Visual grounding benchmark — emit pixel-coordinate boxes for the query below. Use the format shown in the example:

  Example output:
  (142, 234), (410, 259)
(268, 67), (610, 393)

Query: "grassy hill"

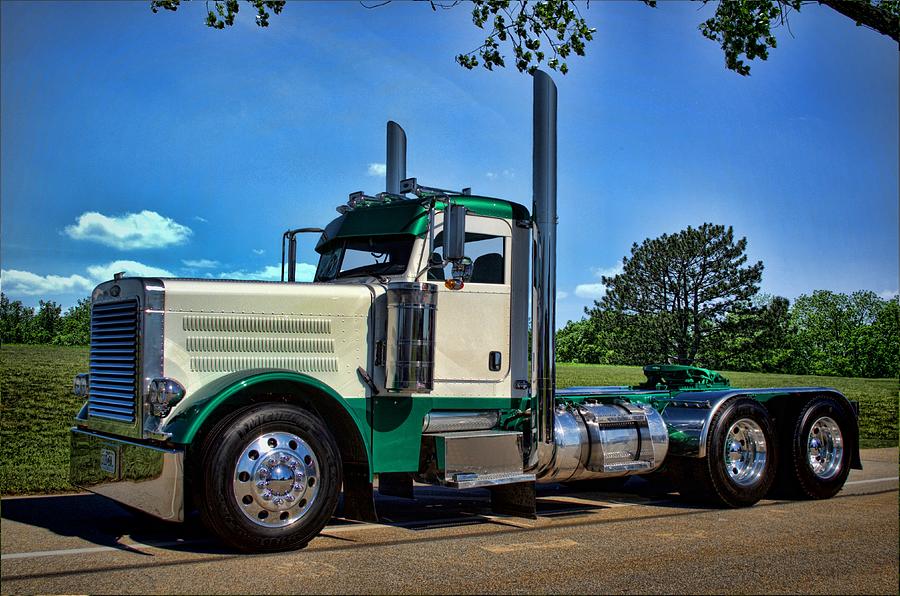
(1, 345), (896, 494)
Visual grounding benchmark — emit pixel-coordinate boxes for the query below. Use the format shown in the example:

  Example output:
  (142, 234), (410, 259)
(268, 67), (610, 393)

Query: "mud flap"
(490, 481), (537, 519)
(341, 463), (378, 522)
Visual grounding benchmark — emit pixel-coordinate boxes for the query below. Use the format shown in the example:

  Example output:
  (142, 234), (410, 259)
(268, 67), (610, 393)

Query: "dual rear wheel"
(669, 395), (854, 507)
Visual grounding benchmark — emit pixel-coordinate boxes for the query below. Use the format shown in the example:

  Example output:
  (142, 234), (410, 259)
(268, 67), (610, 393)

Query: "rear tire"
(776, 396), (853, 500)
(195, 403), (342, 552)
(670, 398), (777, 507)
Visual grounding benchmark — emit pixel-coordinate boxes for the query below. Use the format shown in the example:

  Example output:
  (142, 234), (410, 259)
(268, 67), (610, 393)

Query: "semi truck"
(70, 72), (860, 553)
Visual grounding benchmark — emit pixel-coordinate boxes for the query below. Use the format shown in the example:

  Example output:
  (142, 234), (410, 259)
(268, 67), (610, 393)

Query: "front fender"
(161, 370), (370, 461)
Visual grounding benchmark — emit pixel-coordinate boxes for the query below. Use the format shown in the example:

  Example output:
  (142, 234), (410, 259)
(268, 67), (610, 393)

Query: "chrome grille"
(88, 299), (139, 422)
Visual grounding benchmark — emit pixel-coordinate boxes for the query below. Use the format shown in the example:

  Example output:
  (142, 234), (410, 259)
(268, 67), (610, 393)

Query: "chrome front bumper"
(70, 428), (185, 522)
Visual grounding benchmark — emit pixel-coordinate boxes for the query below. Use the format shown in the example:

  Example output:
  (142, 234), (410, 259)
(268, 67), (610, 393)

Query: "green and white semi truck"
(70, 72), (860, 552)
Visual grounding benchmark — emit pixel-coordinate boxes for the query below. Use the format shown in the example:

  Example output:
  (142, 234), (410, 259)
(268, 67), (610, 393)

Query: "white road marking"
(0, 539), (202, 561)
(1, 545), (119, 561)
(845, 476), (898, 486)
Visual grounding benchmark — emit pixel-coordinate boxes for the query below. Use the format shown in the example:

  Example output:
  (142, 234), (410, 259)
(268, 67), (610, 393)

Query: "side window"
(430, 232), (505, 284)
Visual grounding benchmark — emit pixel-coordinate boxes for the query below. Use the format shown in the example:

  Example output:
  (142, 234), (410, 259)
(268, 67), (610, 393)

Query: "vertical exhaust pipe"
(386, 121), (407, 194)
(526, 70), (558, 475)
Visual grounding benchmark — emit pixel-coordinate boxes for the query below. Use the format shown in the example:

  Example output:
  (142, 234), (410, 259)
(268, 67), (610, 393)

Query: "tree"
(54, 298), (91, 346)
(599, 223), (763, 365)
(790, 290), (898, 377)
(149, 0), (899, 76)
(699, 293), (793, 372)
(0, 293), (35, 344)
(27, 300), (63, 345)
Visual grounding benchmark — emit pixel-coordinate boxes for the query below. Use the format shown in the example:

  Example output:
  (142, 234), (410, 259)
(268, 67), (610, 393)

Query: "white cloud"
(218, 263), (316, 282)
(1, 269), (94, 296)
(182, 258), (220, 268)
(486, 170), (514, 180)
(65, 210), (192, 250)
(557, 291), (568, 300)
(878, 289), (898, 300)
(367, 163), (386, 177)
(252, 248), (265, 255)
(194, 216), (208, 223)
(574, 263), (624, 300)
(574, 283), (607, 299)
(2, 259), (175, 298)
(87, 260), (174, 282)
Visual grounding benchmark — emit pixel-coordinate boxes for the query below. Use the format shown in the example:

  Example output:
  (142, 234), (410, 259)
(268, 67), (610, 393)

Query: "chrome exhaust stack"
(526, 70), (558, 476)
(386, 120), (407, 195)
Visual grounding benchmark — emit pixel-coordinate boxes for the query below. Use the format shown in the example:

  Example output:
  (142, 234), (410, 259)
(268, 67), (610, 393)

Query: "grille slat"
(88, 300), (138, 423)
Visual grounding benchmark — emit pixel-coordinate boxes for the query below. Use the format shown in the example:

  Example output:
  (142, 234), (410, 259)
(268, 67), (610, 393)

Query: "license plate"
(100, 447), (117, 475)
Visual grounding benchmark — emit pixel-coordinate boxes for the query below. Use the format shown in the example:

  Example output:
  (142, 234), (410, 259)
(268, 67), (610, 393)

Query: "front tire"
(670, 398), (777, 507)
(777, 396), (854, 500)
(196, 404), (342, 552)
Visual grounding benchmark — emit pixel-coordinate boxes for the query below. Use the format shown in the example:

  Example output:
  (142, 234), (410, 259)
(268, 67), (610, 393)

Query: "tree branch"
(818, 0), (899, 42)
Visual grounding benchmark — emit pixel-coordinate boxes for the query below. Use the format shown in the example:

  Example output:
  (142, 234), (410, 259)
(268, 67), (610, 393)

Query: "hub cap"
(232, 431), (320, 528)
(723, 418), (768, 487)
(807, 416), (843, 480)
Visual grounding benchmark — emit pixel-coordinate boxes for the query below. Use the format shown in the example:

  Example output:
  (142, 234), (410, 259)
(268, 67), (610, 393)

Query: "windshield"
(315, 235), (415, 282)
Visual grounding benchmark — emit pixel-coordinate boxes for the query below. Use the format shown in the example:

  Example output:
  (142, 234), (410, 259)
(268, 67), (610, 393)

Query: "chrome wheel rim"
(232, 431), (320, 528)
(723, 418), (768, 487)
(807, 416), (843, 480)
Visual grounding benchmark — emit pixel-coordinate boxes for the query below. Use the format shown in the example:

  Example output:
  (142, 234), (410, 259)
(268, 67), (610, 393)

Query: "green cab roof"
(316, 194), (530, 253)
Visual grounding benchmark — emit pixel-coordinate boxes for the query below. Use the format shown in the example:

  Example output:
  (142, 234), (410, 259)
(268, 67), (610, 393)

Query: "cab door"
(429, 214), (512, 395)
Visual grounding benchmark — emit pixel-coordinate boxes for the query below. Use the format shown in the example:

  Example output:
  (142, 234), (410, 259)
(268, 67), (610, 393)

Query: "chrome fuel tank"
(537, 402), (669, 484)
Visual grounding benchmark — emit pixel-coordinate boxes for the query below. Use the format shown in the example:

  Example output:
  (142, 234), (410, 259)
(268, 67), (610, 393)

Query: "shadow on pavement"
(1, 493), (225, 555)
(2, 475), (693, 555)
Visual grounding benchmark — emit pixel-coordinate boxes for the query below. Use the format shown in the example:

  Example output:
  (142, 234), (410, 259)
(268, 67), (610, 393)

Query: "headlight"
(147, 378), (186, 417)
(72, 373), (89, 397)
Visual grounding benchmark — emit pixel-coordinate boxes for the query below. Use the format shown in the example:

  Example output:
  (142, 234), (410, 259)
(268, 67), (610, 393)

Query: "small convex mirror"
(443, 203), (467, 261)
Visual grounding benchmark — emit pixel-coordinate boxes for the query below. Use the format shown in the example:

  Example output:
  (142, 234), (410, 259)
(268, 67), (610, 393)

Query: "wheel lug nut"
(267, 458), (277, 467)
(293, 482), (302, 490)
(273, 497), (284, 506)
(285, 494), (294, 502)
(262, 490), (272, 501)
(257, 481), (266, 488)
(280, 454), (290, 462)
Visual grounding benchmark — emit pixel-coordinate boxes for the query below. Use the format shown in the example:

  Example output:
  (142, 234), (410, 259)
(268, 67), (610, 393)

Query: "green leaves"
(149, 0), (286, 29)
(0, 293), (90, 346)
(455, 0), (596, 75)
(149, 0), (897, 77)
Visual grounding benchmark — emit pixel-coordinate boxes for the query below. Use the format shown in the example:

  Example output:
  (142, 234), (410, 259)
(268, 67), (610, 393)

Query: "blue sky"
(1, 0), (897, 326)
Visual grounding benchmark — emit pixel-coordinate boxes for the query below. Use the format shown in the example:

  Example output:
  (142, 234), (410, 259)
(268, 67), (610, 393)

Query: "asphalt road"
(2, 449), (897, 594)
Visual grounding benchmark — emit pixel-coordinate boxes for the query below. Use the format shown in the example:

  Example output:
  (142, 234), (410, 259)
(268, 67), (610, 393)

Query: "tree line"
(558, 290), (899, 378)
(0, 294), (90, 346)
(557, 223), (898, 379)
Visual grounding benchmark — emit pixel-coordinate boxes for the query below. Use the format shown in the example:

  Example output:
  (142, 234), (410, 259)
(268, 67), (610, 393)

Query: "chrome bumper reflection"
(69, 428), (184, 522)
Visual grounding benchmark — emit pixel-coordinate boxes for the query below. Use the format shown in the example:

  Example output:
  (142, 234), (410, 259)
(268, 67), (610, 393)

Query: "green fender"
(161, 370), (372, 474)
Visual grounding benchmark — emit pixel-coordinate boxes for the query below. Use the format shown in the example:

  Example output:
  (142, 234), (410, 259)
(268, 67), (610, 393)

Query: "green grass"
(1, 344), (88, 494)
(0, 345), (896, 495)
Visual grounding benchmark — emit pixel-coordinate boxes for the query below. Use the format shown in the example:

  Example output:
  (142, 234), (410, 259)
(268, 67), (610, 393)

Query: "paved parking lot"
(2, 448), (897, 594)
